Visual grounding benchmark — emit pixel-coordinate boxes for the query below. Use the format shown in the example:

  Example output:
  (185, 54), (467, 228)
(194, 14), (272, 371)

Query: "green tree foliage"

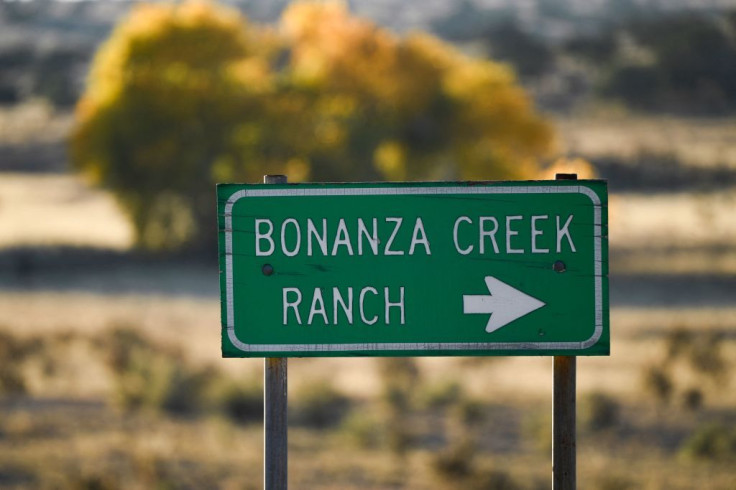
(72, 1), (554, 252)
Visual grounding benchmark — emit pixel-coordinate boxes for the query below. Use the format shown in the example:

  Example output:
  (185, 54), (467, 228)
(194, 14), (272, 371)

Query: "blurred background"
(1, 0), (735, 488)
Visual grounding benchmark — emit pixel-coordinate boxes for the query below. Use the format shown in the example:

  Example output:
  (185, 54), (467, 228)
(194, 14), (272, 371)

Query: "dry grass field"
(557, 114), (736, 170)
(1, 113), (736, 488)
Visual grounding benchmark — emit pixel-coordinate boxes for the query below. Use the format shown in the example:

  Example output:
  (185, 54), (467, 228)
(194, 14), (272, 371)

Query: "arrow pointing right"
(463, 276), (546, 333)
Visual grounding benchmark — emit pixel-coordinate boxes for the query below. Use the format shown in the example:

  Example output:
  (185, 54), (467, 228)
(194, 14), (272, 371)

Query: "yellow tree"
(281, 1), (554, 181)
(72, 1), (276, 251)
(73, 1), (556, 253)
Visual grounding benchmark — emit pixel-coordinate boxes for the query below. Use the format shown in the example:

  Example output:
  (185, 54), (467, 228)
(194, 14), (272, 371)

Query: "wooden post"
(553, 172), (577, 489)
(263, 174), (288, 490)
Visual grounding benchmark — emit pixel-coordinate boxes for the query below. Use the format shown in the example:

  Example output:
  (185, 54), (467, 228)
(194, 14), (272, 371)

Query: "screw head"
(262, 264), (274, 276)
(553, 260), (566, 273)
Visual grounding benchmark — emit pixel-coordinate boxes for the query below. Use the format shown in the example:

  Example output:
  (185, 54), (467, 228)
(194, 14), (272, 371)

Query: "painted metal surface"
(218, 181), (609, 357)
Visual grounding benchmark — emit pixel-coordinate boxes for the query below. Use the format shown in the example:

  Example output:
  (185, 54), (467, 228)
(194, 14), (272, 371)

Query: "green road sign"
(218, 181), (608, 357)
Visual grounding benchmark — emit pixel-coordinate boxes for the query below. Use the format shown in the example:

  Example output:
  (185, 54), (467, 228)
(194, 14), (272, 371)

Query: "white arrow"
(463, 276), (546, 333)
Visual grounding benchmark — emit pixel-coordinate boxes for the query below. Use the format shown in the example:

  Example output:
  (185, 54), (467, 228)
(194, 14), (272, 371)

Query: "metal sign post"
(263, 175), (288, 490)
(553, 355), (576, 489)
(553, 173), (578, 490)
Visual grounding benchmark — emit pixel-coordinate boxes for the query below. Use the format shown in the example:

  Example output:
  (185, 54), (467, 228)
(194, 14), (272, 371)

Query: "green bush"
(580, 392), (620, 432)
(679, 423), (736, 462)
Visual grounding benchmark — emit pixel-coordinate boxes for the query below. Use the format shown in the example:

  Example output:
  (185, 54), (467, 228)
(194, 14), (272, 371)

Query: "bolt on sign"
(218, 181), (609, 357)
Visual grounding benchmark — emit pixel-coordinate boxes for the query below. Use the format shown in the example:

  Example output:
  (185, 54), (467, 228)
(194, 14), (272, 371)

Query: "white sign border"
(223, 184), (605, 354)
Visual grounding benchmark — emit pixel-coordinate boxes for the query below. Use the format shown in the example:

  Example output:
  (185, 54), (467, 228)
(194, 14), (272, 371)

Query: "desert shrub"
(641, 365), (673, 405)
(72, 1), (554, 253)
(99, 327), (219, 416)
(99, 328), (177, 410)
(291, 379), (350, 428)
(470, 469), (520, 490)
(686, 331), (728, 383)
(418, 379), (462, 410)
(453, 397), (486, 428)
(431, 441), (521, 490)
(681, 388), (703, 412)
(679, 423), (736, 462)
(217, 380), (263, 425)
(644, 327), (731, 409)
(522, 411), (551, 453)
(57, 452), (191, 490)
(665, 327), (692, 363)
(0, 331), (30, 395)
(580, 392), (620, 432)
(340, 411), (383, 449)
(430, 440), (476, 479)
(593, 474), (636, 490)
(159, 365), (221, 416)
